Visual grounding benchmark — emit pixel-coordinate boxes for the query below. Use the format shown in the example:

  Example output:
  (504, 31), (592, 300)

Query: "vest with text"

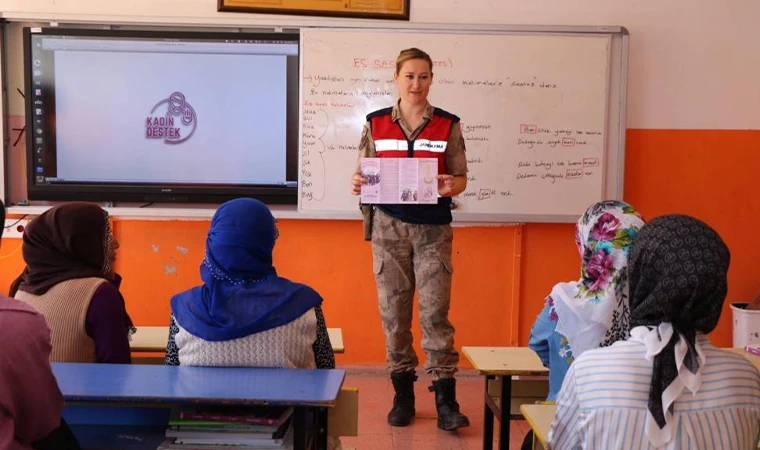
(367, 107), (459, 224)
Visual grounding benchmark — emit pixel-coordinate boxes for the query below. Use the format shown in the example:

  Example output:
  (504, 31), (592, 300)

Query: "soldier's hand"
(351, 172), (367, 196)
(437, 174), (455, 197)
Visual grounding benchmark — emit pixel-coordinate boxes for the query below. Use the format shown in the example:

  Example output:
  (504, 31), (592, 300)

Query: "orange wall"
(519, 129), (760, 351)
(2, 129), (759, 365)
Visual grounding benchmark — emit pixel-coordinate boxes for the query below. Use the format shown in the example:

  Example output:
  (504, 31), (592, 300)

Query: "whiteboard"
(298, 27), (628, 222)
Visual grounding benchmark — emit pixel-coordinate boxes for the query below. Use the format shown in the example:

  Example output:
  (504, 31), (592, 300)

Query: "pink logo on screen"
(145, 92), (197, 145)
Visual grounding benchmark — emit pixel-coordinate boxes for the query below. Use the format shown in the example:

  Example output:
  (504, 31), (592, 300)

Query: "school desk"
(52, 362), (345, 450)
(131, 326), (345, 353)
(462, 346), (549, 450)
(520, 403), (556, 450)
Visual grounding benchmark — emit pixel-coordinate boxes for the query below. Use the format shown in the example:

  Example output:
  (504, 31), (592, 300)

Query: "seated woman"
(0, 199), (80, 450)
(1, 299), (81, 450)
(165, 198), (335, 370)
(550, 215), (760, 449)
(11, 203), (133, 364)
(529, 200), (645, 400)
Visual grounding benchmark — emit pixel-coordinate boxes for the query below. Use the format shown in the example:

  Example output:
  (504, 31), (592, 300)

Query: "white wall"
(0, 0), (758, 130)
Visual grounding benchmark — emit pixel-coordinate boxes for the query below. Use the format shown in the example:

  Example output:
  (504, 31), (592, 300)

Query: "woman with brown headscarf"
(11, 202), (134, 363)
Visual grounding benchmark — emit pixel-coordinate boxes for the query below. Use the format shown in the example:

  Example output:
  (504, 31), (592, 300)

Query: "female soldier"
(350, 47), (469, 431)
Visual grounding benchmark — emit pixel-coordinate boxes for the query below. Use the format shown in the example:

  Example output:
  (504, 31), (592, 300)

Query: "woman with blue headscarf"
(165, 198), (335, 369)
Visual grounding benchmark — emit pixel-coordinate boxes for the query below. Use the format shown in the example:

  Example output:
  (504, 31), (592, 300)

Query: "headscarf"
(170, 198), (323, 342)
(553, 200), (645, 358)
(627, 215), (730, 447)
(0, 298), (65, 449)
(8, 203), (133, 335)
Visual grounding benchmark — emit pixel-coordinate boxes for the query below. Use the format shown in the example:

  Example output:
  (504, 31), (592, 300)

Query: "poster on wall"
(217, 0), (410, 20)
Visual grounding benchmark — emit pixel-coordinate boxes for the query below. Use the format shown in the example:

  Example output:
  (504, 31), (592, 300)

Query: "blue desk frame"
(53, 363), (345, 450)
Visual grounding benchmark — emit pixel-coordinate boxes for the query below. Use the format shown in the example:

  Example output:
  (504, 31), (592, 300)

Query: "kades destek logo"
(145, 92), (197, 144)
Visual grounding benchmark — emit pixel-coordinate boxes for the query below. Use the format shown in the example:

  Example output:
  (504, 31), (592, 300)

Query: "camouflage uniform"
(357, 100), (467, 380)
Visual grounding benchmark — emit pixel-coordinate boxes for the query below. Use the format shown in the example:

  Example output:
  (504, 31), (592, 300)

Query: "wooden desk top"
(520, 404), (556, 449)
(52, 362), (345, 407)
(131, 326), (345, 354)
(130, 327), (169, 352)
(727, 347), (760, 371)
(462, 347), (549, 376)
(328, 328), (344, 353)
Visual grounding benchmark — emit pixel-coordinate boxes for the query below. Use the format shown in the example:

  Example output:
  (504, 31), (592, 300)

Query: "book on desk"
(176, 405), (293, 425)
(160, 406), (294, 448)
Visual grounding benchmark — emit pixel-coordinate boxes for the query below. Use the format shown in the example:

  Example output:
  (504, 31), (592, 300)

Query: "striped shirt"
(550, 335), (760, 449)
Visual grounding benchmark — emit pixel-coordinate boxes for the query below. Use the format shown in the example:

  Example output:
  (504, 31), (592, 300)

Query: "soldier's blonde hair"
(395, 48), (433, 75)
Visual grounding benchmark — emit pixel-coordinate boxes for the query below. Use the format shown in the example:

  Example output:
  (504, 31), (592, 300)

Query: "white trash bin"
(731, 303), (760, 348)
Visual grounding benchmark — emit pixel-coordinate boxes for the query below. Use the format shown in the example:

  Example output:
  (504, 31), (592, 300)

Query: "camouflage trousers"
(371, 209), (459, 380)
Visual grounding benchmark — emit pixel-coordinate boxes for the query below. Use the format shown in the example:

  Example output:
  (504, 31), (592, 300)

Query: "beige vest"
(15, 277), (106, 363)
(176, 308), (317, 368)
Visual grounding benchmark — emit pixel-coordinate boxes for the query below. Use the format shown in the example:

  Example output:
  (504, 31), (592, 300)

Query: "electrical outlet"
(3, 219), (31, 239)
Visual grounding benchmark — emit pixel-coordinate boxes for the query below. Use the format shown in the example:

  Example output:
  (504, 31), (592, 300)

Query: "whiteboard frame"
(0, 19), (627, 223)
(299, 24), (629, 223)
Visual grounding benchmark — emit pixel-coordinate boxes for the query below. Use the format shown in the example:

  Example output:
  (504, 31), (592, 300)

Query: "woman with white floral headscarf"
(528, 200), (645, 401)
